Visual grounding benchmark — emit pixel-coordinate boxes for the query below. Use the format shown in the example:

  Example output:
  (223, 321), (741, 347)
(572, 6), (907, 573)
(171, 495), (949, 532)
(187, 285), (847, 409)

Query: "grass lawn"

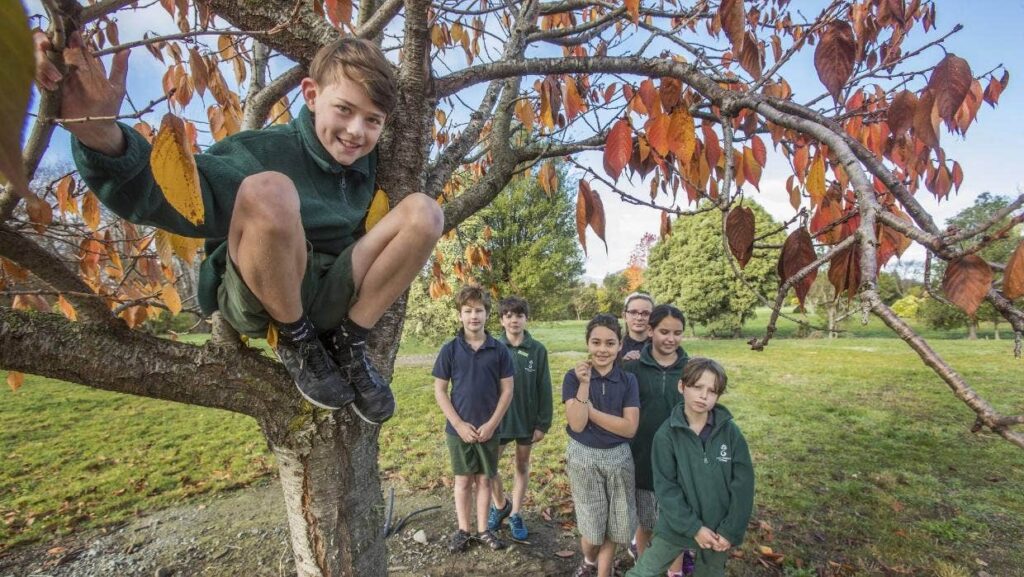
(3, 322), (1023, 575)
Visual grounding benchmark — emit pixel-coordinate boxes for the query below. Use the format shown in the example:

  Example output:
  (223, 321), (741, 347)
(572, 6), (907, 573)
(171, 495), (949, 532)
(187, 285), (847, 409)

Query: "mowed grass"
(3, 324), (1024, 575)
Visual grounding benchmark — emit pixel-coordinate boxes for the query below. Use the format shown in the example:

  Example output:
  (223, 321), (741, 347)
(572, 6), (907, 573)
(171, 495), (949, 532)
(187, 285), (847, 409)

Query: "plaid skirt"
(635, 488), (658, 532)
(565, 439), (638, 544)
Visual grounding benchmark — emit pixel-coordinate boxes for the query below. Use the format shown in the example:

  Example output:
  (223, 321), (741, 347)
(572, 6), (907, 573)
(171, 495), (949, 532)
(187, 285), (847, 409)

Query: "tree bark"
(968, 320), (978, 340)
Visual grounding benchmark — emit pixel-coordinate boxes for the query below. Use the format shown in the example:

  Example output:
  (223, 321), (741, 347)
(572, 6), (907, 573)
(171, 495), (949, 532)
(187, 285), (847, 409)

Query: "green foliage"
(568, 283), (600, 320)
(891, 294), (923, 318)
(917, 295), (969, 331)
(597, 271), (630, 316)
(644, 201), (784, 337)
(402, 275), (460, 343)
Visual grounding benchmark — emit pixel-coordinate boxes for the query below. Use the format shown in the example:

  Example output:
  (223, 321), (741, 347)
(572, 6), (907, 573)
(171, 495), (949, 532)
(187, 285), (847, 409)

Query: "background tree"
(3, 1), (1024, 575)
(646, 200), (784, 336)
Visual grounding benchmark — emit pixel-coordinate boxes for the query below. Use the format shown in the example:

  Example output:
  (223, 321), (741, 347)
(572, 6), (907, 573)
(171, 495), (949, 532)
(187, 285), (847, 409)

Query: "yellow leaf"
(82, 191), (101, 231)
(25, 196), (52, 233)
(155, 230), (175, 266)
(57, 175), (78, 216)
(161, 284), (182, 315)
(365, 189), (390, 231)
(151, 113), (205, 226)
(269, 97), (292, 125)
(57, 295), (78, 321)
(7, 371), (24, 392)
(266, 324), (278, 349)
(0, 1), (34, 200)
(515, 99), (535, 132)
(807, 152), (826, 207)
(170, 233), (203, 263)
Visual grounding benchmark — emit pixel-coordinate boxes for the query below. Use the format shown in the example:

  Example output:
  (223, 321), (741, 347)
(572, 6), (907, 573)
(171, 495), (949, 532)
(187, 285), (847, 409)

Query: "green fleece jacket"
(71, 107), (377, 316)
(651, 404), (754, 549)
(623, 344), (688, 490)
(497, 331), (553, 438)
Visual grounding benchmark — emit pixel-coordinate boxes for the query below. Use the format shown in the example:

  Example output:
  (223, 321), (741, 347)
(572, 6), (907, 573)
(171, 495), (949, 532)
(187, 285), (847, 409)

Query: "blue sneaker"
(508, 512), (528, 540)
(486, 499), (511, 531)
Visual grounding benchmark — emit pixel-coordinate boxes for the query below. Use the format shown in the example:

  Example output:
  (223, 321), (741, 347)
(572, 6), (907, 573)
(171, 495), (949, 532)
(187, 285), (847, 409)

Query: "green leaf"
(0, 2), (35, 199)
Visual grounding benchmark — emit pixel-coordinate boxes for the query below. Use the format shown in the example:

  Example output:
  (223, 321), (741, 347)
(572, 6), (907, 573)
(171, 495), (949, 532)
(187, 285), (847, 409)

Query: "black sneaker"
(273, 336), (353, 410)
(322, 325), (395, 425)
(449, 529), (472, 554)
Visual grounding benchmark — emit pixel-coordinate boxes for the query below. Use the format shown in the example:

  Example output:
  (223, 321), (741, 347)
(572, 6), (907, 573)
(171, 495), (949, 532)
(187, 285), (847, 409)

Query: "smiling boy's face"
(301, 74), (386, 166)
(459, 300), (488, 334)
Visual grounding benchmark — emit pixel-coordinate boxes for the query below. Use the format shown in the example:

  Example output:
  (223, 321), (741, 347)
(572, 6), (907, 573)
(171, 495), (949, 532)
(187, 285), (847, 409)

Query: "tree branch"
(356, 0), (404, 41)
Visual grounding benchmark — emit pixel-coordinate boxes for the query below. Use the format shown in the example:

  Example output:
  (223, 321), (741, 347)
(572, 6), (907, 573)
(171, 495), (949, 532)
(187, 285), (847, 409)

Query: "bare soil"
(0, 480), (592, 577)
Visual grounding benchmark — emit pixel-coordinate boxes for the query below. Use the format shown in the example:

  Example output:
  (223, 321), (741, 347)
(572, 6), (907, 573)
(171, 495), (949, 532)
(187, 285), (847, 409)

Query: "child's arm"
(535, 347), (554, 441)
(586, 406), (639, 438)
(433, 377), (478, 443)
(565, 362), (592, 433)
(714, 426), (755, 548)
(651, 426), (704, 539)
(478, 376), (513, 442)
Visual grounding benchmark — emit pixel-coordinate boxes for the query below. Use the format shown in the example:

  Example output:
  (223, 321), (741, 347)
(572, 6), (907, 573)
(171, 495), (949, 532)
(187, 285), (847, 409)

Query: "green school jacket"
(651, 404), (754, 549)
(623, 344), (689, 490)
(71, 107), (377, 316)
(497, 331), (553, 438)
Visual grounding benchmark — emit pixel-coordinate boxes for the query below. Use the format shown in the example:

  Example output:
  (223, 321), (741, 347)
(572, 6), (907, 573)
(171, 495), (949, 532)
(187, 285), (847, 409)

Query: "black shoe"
(475, 529), (506, 550)
(322, 325), (396, 425)
(449, 529), (472, 554)
(274, 336), (354, 410)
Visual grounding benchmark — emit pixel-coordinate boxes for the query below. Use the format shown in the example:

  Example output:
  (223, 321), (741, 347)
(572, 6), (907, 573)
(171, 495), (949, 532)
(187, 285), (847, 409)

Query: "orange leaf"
(888, 90), (917, 136)
(563, 76), (587, 120)
(7, 371), (24, 392)
(56, 175), (78, 216)
(645, 115), (671, 157)
(777, 228), (818, 309)
(325, 0), (353, 28)
(750, 135), (766, 167)
(742, 147), (762, 191)
(807, 152), (826, 207)
(161, 283), (182, 315)
(702, 124), (721, 168)
(1003, 240), (1024, 300)
(82, 191), (101, 232)
(726, 206), (755, 268)
(57, 295), (77, 321)
(814, 22), (856, 100)
(738, 32), (763, 80)
(638, 79), (661, 118)
(25, 196), (53, 234)
(660, 210), (672, 239)
(668, 107), (696, 161)
(515, 98), (535, 132)
(942, 255), (992, 316)
(603, 119), (632, 181)
(624, 0), (640, 23)
(576, 181), (592, 255)
(912, 90), (940, 150)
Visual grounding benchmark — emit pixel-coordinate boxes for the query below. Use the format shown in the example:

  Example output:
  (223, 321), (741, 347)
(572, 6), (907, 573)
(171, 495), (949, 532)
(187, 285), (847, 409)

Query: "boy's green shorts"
(446, 434), (500, 477)
(217, 244), (357, 339)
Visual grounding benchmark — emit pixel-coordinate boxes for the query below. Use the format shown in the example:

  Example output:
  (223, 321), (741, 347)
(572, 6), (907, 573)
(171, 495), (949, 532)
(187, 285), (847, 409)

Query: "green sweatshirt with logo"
(623, 344), (689, 490)
(651, 404), (754, 549)
(497, 331), (553, 438)
(71, 106), (377, 316)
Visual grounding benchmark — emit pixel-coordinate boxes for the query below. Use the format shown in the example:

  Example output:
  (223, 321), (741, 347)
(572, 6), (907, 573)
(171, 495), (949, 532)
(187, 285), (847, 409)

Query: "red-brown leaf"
(927, 53), (972, 124)
(814, 22), (856, 100)
(660, 210), (672, 239)
(738, 32), (763, 80)
(777, 228), (818, 309)
(718, 0), (746, 55)
(828, 245), (861, 301)
(942, 255), (993, 316)
(645, 115), (671, 157)
(726, 206), (755, 268)
(576, 181), (592, 255)
(603, 119), (632, 181)
(888, 90), (917, 136)
(588, 187), (608, 254)
(1003, 240), (1024, 300)
(751, 135), (766, 167)
(912, 90), (940, 150)
(702, 124), (722, 168)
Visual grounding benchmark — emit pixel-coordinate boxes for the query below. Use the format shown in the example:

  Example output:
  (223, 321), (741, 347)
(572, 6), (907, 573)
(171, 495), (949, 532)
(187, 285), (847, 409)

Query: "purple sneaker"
(682, 549), (696, 576)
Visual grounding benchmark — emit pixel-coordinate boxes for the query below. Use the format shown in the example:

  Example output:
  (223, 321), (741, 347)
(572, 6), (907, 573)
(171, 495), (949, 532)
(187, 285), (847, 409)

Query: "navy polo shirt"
(562, 365), (640, 449)
(433, 330), (515, 436)
(617, 335), (649, 361)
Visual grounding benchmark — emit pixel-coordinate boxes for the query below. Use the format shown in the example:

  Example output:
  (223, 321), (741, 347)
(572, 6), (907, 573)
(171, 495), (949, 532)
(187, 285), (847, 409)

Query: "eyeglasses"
(625, 310), (651, 318)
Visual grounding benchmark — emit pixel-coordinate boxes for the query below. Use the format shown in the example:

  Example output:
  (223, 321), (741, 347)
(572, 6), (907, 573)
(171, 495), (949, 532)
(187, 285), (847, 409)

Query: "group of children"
(432, 289), (755, 577)
(39, 26), (753, 576)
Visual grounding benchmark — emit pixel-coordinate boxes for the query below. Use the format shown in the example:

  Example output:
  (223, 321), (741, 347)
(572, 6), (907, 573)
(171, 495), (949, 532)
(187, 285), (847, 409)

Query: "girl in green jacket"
(627, 358), (755, 577)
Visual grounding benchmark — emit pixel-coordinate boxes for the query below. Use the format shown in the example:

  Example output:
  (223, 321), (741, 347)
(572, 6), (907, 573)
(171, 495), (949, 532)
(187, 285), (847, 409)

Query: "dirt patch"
(0, 480), (592, 577)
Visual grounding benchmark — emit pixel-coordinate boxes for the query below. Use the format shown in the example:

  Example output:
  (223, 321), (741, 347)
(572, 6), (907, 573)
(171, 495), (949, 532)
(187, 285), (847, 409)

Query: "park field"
(2, 319), (1023, 576)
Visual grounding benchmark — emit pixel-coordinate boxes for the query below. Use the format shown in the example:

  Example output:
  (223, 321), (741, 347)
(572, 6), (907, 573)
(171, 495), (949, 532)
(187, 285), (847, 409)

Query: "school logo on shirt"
(716, 444), (731, 463)
(525, 359), (535, 373)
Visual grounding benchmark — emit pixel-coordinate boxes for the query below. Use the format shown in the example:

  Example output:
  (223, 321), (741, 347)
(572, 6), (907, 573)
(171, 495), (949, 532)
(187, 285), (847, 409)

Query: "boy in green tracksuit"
(622, 305), (689, 573)
(488, 296), (553, 540)
(627, 358), (754, 577)
(42, 33), (444, 422)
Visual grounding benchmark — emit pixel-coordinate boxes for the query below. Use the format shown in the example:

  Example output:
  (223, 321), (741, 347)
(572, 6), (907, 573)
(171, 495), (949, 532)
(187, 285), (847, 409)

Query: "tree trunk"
(828, 305), (838, 339)
(269, 414), (386, 577)
(994, 321), (1000, 340)
(968, 320), (978, 340)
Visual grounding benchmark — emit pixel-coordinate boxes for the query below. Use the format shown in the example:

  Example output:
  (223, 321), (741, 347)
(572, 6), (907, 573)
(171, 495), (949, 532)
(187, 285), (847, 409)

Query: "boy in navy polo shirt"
(433, 285), (515, 553)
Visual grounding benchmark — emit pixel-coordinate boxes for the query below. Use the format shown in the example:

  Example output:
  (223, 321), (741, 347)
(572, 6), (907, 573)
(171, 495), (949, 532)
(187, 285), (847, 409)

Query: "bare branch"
(356, 0), (404, 40)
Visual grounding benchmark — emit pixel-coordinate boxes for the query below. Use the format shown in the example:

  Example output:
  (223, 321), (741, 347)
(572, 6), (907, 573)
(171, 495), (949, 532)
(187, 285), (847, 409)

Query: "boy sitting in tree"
(35, 33), (444, 423)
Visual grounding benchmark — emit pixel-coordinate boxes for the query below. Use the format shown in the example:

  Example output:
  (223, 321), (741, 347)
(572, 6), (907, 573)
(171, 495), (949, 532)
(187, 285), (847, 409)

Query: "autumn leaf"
(325, 0), (353, 28)
(718, 0), (745, 55)
(151, 113), (205, 226)
(777, 228), (818, 309)
(57, 295), (78, 321)
(365, 189), (390, 231)
(943, 255), (992, 316)
(1003, 240), (1024, 300)
(588, 187), (608, 254)
(660, 210), (672, 239)
(82, 191), (101, 232)
(161, 283), (182, 315)
(25, 196), (53, 234)
(645, 115), (671, 157)
(0, 1), (34, 201)
(726, 206), (755, 268)
(603, 119), (632, 181)
(56, 175), (78, 216)
(814, 21), (856, 101)
(928, 53), (973, 124)
(828, 244), (861, 301)
(576, 181), (592, 255)
(515, 98), (535, 132)
(667, 107), (696, 161)
(7, 371), (24, 392)
(912, 90), (940, 149)
(806, 152), (826, 207)
(538, 161), (559, 197)
(742, 147), (762, 191)
(624, 0), (640, 23)
(888, 90), (918, 136)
